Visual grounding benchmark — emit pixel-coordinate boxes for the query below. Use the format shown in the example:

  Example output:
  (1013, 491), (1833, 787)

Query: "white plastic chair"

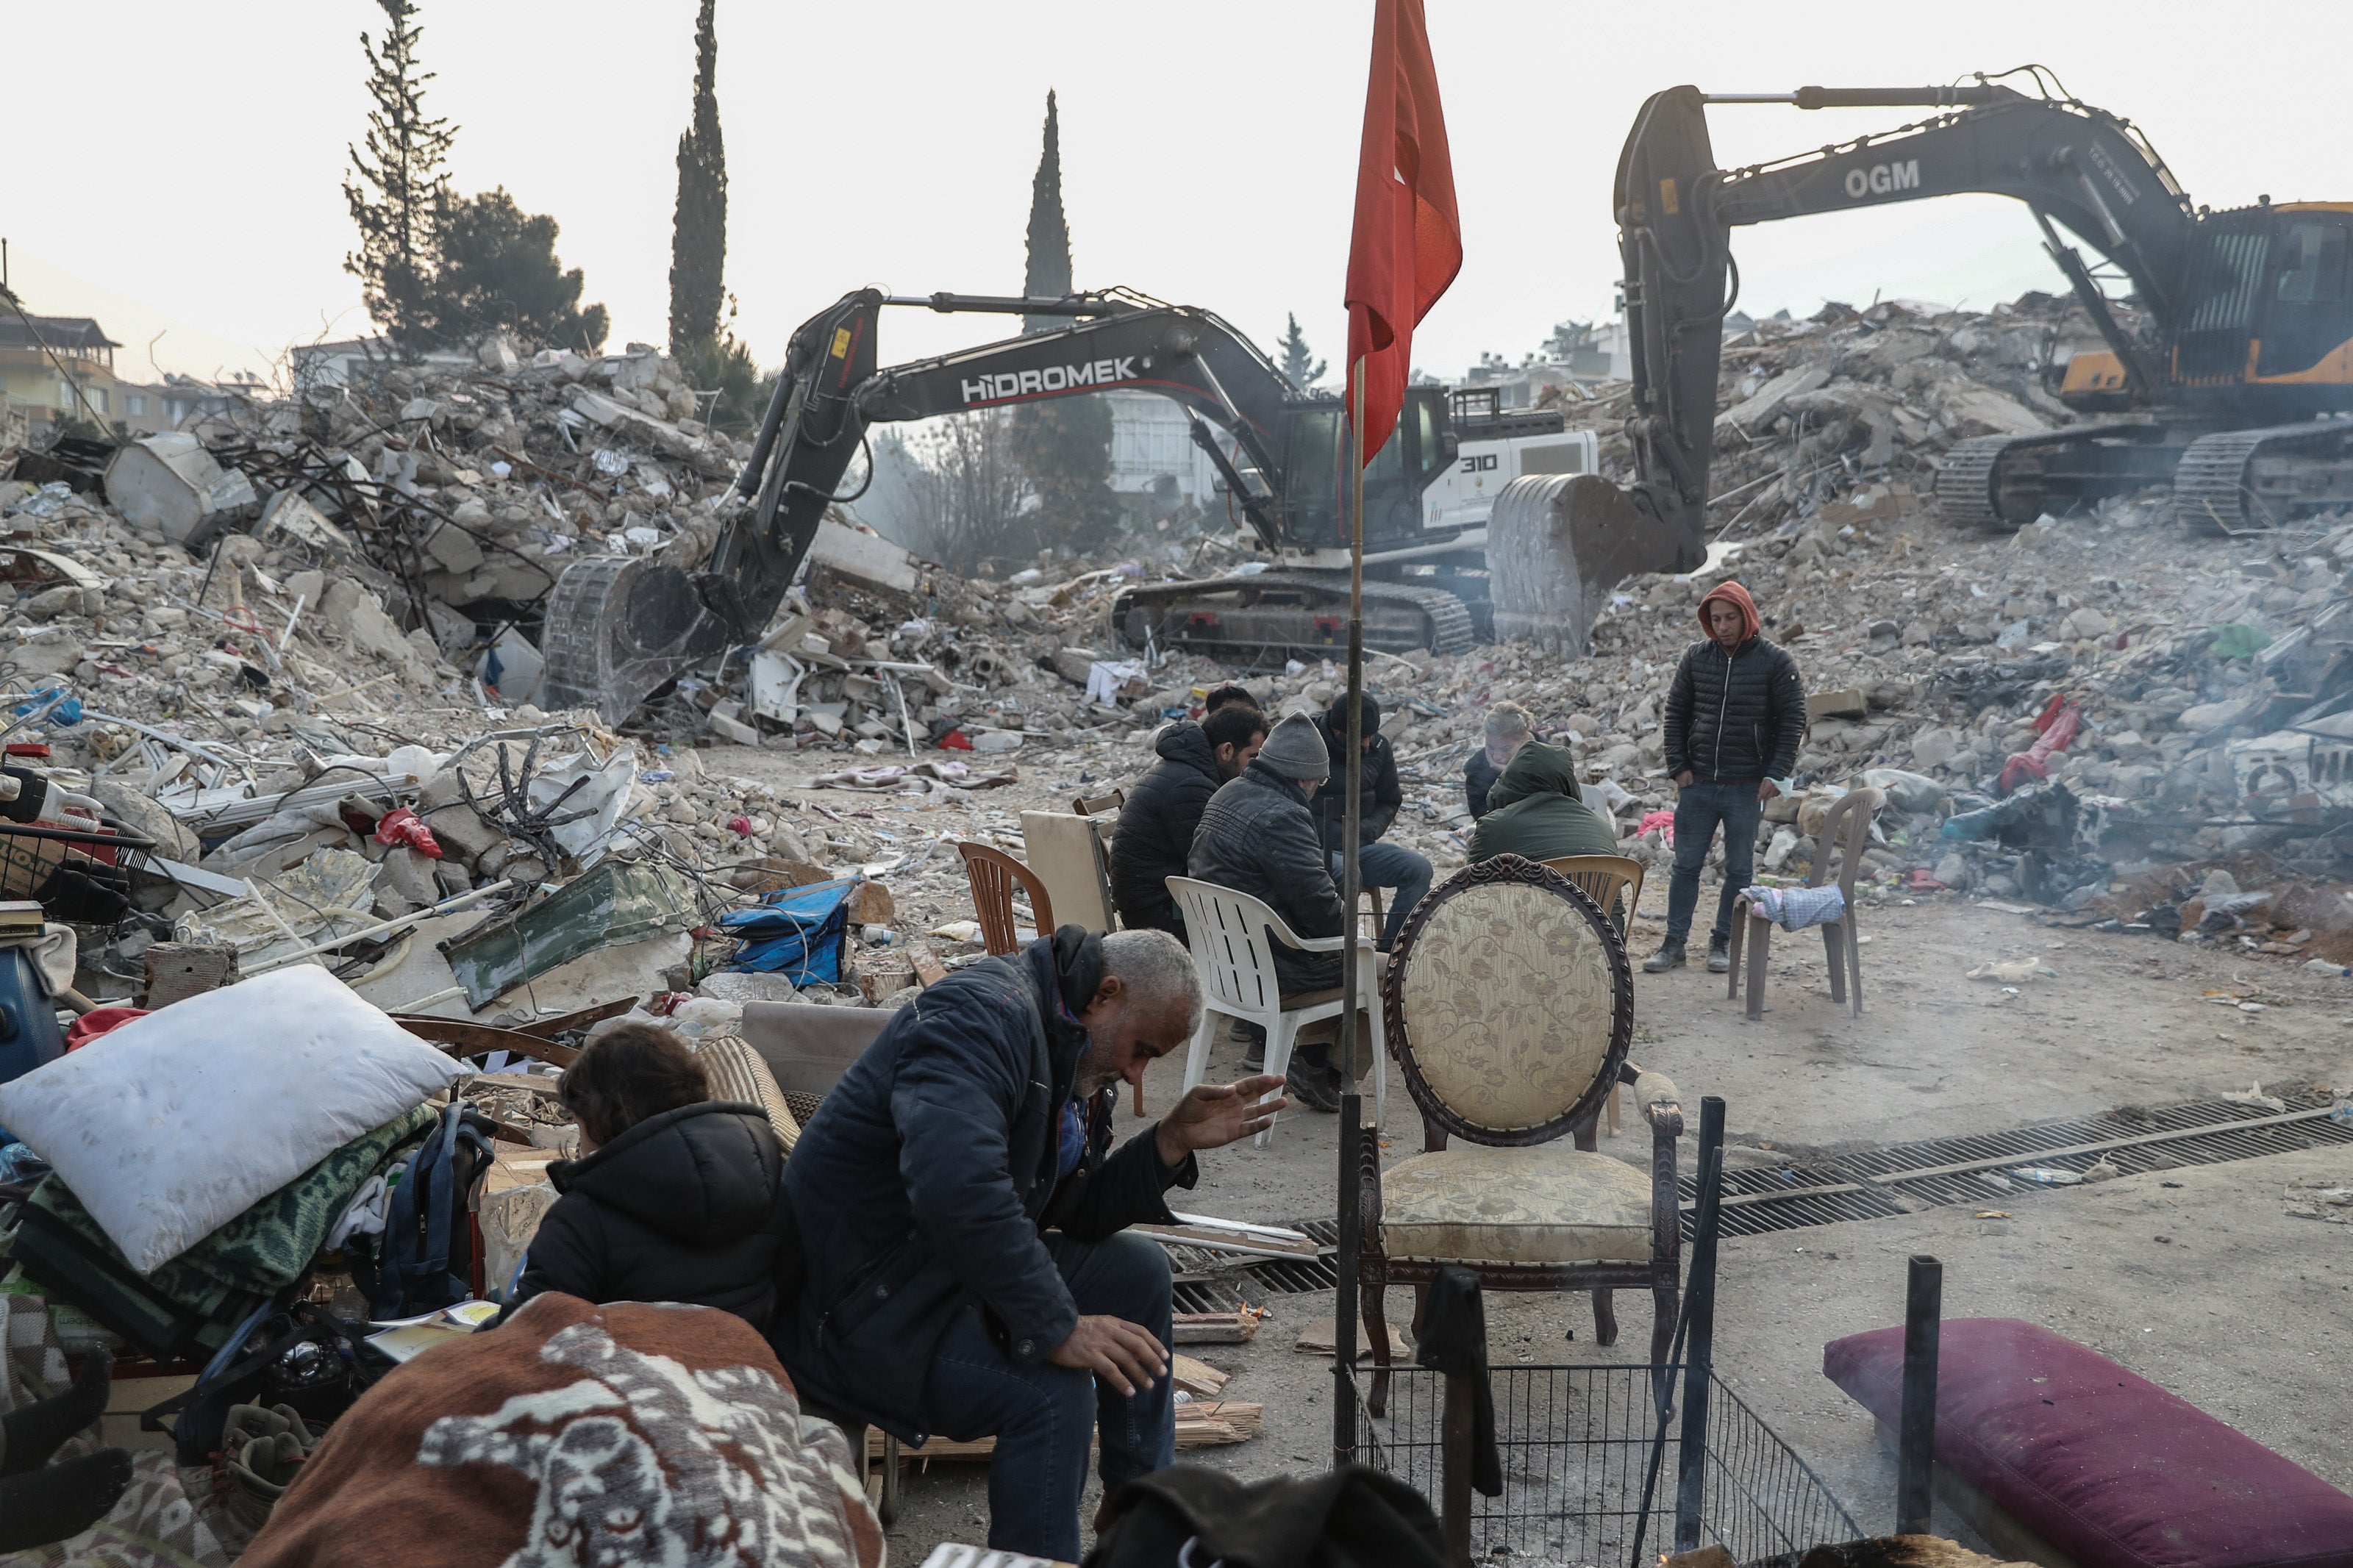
(1165, 876), (1385, 1145)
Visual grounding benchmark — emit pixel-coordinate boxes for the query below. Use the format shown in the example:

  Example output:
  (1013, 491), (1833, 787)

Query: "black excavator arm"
(1613, 81), (2202, 565)
(541, 288), (1325, 721)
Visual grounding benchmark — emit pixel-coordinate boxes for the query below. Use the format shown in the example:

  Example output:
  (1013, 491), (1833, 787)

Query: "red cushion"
(1824, 1318), (2353, 1568)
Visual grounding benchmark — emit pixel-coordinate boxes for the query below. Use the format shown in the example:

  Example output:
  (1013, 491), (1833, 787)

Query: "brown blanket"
(241, 1294), (882, 1568)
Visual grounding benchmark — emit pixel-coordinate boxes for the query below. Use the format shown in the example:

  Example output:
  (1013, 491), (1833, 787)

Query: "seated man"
(1189, 712), (1371, 1111)
(1463, 700), (1532, 819)
(1110, 701), (1267, 938)
(1466, 741), (1627, 928)
(1312, 692), (1432, 952)
(773, 926), (1281, 1564)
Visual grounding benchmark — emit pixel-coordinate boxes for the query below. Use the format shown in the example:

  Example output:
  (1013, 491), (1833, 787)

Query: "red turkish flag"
(1344, 0), (1460, 468)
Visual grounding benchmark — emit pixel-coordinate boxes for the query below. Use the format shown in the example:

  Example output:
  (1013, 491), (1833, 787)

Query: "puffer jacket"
(1309, 714), (1402, 852)
(1110, 721), (1224, 934)
(1662, 634), (1805, 784)
(1188, 759), (1346, 995)
(773, 931), (1193, 1442)
(1466, 743), (1620, 866)
(506, 1101), (785, 1331)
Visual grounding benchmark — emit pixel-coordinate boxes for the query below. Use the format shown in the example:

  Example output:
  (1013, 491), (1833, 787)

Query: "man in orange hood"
(1646, 580), (1805, 974)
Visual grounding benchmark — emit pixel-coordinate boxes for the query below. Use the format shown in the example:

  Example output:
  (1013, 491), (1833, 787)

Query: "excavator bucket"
(538, 554), (731, 726)
(1486, 473), (1684, 656)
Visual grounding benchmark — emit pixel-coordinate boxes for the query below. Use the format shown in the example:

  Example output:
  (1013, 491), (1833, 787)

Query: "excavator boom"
(540, 288), (1457, 721)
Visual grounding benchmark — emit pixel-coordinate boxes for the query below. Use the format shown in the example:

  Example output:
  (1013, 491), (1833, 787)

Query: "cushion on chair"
(1824, 1317), (2353, 1568)
(1379, 1147), (1656, 1265)
(1391, 876), (1621, 1134)
(695, 1033), (803, 1156)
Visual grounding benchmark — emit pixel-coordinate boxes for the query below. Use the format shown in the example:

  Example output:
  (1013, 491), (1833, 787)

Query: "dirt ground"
(704, 743), (2353, 1560)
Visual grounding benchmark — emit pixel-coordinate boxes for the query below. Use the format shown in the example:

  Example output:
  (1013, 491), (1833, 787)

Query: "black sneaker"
(1641, 942), (1687, 974)
(1707, 937), (1732, 973)
(1285, 1059), (1340, 1113)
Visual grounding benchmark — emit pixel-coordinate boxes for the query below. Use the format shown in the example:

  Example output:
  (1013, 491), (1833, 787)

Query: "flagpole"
(1334, 355), (1368, 1469)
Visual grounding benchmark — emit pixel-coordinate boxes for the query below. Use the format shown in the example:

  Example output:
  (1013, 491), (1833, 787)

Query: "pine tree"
(343, 0), (456, 348)
(1010, 90), (1119, 556)
(1022, 90), (1073, 332)
(426, 189), (609, 353)
(1277, 312), (1327, 390)
(668, 0), (728, 356)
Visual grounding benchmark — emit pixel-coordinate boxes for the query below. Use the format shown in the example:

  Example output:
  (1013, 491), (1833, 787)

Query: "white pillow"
(0, 964), (464, 1273)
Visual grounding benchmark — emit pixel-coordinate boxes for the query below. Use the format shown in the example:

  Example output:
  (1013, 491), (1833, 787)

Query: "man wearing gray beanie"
(1187, 712), (1356, 1111)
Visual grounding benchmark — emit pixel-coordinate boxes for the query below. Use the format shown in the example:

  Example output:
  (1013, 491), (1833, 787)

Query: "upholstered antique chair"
(1358, 853), (1684, 1416)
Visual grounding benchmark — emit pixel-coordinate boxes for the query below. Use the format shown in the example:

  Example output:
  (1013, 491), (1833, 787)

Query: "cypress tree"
(668, 0), (728, 355)
(1011, 90), (1119, 557)
(1022, 90), (1073, 332)
(343, 0), (456, 347)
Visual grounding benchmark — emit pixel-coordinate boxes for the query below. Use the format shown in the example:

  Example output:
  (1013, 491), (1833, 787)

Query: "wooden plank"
(871, 1401), (1263, 1462)
(1172, 1306), (1265, 1345)
(909, 945), (949, 988)
(139, 942), (239, 1009)
(1171, 1353), (1229, 1398)
(1133, 1222), (1324, 1261)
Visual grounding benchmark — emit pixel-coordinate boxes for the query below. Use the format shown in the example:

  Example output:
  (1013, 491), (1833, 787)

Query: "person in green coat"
(1466, 742), (1625, 925)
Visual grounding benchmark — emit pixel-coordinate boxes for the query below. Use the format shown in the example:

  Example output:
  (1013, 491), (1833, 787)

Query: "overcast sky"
(8, 1), (2345, 388)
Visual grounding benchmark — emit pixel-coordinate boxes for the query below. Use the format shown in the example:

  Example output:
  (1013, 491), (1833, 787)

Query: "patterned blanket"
(240, 1294), (883, 1568)
(0, 1295), (226, 1568)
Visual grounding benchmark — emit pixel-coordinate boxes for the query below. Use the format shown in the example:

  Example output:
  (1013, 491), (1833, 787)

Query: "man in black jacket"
(774, 927), (1280, 1563)
(1650, 580), (1805, 974)
(1312, 692), (1432, 951)
(1189, 712), (1368, 1111)
(1110, 702), (1267, 937)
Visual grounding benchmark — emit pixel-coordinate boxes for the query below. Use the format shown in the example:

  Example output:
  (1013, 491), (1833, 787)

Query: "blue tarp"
(719, 877), (856, 984)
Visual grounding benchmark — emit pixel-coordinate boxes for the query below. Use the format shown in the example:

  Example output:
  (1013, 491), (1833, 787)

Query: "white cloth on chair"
(1742, 884), (1846, 931)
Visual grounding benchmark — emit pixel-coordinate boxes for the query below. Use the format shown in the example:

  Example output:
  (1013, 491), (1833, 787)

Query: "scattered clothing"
(1110, 720), (1225, 935)
(1741, 883), (1847, 931)
(503, 1100), (785, 1334)
(1466, 743), (1619, 867)
(238, 1294), (883, 1568)
(324, 1178), (388, 1251)
(1189, 760), (1348, 995)
(62, 1006), (147, 1054)
(1661, 582), (1805, 787)
(774, 931), (1194, 1445)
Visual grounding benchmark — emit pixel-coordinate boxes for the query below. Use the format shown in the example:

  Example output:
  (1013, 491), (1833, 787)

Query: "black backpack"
(354, 1103), (495, 1320)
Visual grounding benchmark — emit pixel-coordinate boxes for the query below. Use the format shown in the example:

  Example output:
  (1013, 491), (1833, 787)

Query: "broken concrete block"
(1911, 728), (1963, 770)
(138, 942), (239, 1009)
(375, 845), (443, 908)
(424, 521), (487, 574)
(808, 518), (918, 596)
(101, 433), (257, 548)
(85, 780), (204, 864)
(1715, 362), (1830, 433)
(708, 711), (763, 746)
(1806, 687), (1870, 721)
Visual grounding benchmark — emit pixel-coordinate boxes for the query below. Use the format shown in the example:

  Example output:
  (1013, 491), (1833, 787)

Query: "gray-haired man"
(774, 926), (1282, 1562)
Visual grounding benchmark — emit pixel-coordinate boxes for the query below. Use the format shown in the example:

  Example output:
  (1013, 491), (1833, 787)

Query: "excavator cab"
(1263, 386), (1457, 557)
(2173, 204), (2353, 389)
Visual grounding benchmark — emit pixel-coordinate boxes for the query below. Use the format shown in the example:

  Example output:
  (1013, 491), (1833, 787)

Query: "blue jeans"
(1665, 780), (1763, 947)
(1329, 840), (1434, 951)
(922, 1231), (1175, 1561)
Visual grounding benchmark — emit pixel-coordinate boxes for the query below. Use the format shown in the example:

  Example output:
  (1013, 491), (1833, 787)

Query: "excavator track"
(2172, 421), (2353, 535)
(1113, 572), (1475, 665)
(1934, 423), (2170, 532)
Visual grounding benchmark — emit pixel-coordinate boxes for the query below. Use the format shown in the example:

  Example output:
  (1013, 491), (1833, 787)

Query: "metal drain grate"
(1687, 1086), (2353, 1237)
(1168, 1088), (2352, 1309)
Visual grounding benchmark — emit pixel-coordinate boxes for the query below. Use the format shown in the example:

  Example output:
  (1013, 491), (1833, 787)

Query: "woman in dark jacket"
(503, 1023), (786, 1331)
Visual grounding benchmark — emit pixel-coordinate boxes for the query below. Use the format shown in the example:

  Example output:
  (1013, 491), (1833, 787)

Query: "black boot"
(1707, 936), (1732, 973)
(1641, 942), (1686, 973)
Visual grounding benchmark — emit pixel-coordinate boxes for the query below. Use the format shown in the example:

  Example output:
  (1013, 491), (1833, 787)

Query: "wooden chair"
(1165, 876), (1385, 1144)
(1071, 788), (1126, 817)
(957, 841), (1052, 957)
(1728, 785), (1882, 1020)
(1541, 853), (1646, 1138)
(1357, 853), (1684, 1417)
